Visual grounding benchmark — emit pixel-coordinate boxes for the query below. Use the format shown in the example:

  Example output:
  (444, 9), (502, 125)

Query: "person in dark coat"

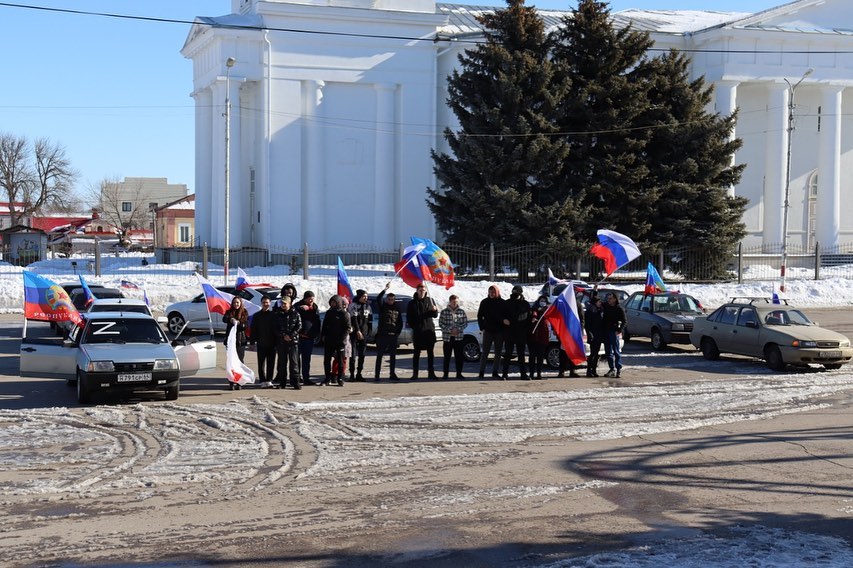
(274, 282), (299, 312)
(373, 283), (403, 381)
(407, 283), (439, 380)
(249, 296), (277, 388)
(477, 285), (505, 378)
(348, 289), (372, 381)
(294, 291), (321, 384)
(528, 295), (551, 380)
(602, 292), (627, 377)
(584, 294), (605, 377)
(320, 295), (351, 386)
(502, 285), (531, 380)
(273, 295), (302, 389)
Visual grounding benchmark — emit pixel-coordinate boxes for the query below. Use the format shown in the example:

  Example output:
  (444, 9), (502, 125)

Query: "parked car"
(538, 279), (590, 304)
(20, 312), (217, 403)
(690, 297), (853, 371)
(69, 287), (125, 311)
(58, 296), (153, 335)
(576, 287), (629, 308)
(164, 286), (280, 335)
(623, 291), (704, 349)
(366, 293), (442, 347)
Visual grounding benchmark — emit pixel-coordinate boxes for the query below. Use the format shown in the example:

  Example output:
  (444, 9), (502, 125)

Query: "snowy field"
(1, 255), (853, 565)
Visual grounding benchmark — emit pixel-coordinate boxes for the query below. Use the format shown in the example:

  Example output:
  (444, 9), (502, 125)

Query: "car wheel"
(167, 312), (187, 335)
(461, 336), (481, 363)
(651, 329), (666, 350)
(76, 370), (91, 404)
(165, 382), (179, 401)
(823, 363), (843, 370)
(700, 337), (720, 360)
(546, 343), (562, 369)
(764, 345), (786, 372)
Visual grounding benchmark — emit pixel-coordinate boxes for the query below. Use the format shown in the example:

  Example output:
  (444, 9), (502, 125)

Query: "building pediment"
(729, 0), (853, 35)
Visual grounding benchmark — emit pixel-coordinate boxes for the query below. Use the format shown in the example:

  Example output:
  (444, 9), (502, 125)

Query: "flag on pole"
(547, 267), (563, 287)
(143, 288), (151, 307)
(590, 229), (641, 277)
(120, 279), (140, 290)
(394, 242), (431, 289)
(235, 267), (273, 291)
(78, 275), (96, 308)
(644, 263), (668, 295)
(336, 257), (354, 302)
(542, 283), (586, 366)
(23, 272), (83, 326)
(225, 326), (256, 386)
(410, 237), (455, 289)
(195, 274), (261, 319)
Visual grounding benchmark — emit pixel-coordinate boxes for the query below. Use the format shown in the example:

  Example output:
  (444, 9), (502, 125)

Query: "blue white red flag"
(411, 237), (455, 289)
(590, 229), (641, 277)
(542, 283), (586, 366)
(23, 272), (83, 326)
(547, 268), (563, 287)
(644, 263), (668, 295)
(336, 257), (354, 302)
(235, 267), (272, 291)
(120, 279), (140, 290)
(394, 242), (430, 289)
(143, 288), (151, 307)
(195, 274), (260, 318)
(225, 326), (256, 386)
(78, 275), (96, 308)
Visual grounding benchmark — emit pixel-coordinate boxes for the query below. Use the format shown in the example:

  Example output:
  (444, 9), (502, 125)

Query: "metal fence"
(3, 240), (853, 284)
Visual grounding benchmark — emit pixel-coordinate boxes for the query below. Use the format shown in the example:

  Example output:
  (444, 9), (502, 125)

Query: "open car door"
(173, 336), (217, 377)
(20, 338), (78, 379)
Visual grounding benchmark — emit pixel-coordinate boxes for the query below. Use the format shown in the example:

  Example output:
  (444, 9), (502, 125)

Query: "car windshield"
(653, 295), (702, 313)
(84, 319), (167, 344)
(764, 309), (813, 326)
(90, 304), (151, 315)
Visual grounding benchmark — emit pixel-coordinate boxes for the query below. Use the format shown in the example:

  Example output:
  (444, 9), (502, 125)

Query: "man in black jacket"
(477, 285), (505, 378)
(502, 285), (531, 380)
(273, 296), (302, 389)
(348, 289), (372, 381)
(407, 283), (439, 380)
(320, 295), (351, 386)
(250, 297), (277, 388)
(602, 292), (626, 378)
(294, 291), (321, 384)
(584, 294), (605, 377)
(373, 283), (403, 381)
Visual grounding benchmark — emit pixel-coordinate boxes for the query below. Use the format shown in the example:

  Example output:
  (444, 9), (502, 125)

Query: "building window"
(121, 202), (132, 212)
(149, 202), (158, 210)
(178, 224), (191, 243)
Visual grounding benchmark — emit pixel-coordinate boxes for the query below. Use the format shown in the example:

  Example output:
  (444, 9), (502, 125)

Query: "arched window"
(807, 171), (818, 249)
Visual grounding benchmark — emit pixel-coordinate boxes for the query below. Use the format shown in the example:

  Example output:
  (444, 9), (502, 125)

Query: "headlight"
(791, 340), (817, 348)
(154, 359), (179, 371)
(671, 323), (685, 331)
(840, 340), (851, 348)
(87, 361), (115, 372)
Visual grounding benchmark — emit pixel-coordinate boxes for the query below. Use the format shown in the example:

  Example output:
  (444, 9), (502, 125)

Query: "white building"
(182, 0), (853, 253)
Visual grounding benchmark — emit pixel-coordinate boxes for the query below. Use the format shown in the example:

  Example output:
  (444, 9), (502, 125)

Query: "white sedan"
(164, 286), (279, 335)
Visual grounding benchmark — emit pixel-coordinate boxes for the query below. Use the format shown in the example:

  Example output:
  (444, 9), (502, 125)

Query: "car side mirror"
(745, 320), (758, 329)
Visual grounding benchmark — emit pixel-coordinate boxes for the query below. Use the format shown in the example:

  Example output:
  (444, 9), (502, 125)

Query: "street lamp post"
(780, 67), (813, 293)
(224, 57), (236, 286)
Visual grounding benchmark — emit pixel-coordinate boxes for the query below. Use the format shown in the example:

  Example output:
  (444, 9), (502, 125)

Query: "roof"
(156, 193), (195, 212)
(436, 3), (748, 36)
(30, 216), (91, 232)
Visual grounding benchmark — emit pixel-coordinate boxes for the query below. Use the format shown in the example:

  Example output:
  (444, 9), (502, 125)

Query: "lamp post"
(780, 67), (813, 293)
(224, 56), (236, 286)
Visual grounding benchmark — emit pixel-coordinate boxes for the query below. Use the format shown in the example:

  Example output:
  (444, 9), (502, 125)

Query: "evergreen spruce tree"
(636, 51), (747, 278)
(549, 0), (656, 243)
(428, 0), (584, 252)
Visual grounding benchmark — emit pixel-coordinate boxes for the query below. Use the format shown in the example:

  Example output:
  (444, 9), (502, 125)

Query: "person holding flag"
(601, 292), (627, 378)
(347, 289), (372, 381)
(373, 282), (403, 381)
(223, 296), (250, 389)
(541, 282), (588, 375)
(501, 285), (531, 380)
(407, 283), (439, 380)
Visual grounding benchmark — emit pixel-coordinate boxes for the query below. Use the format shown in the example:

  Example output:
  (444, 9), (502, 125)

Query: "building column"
(227, 77), (244, 250)
(763, 83), (789, 250)
(210, 80), (227, 248)
(715, 80), (739, 197)
(817, 85), (843, 249)
(374, 83), (397, 247)
(301, 80), (325, 246)
(193, 87), (213, 247)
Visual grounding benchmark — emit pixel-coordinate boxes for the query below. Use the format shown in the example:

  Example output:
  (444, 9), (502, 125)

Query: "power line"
(2, 2), (853, 54)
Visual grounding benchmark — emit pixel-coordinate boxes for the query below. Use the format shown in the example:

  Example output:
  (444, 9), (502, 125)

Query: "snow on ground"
(2, 255), (853, 314)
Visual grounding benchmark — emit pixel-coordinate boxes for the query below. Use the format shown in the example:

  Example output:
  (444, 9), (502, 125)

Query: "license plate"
(819, 351), (842, 359)
(117, 372), (153, 382)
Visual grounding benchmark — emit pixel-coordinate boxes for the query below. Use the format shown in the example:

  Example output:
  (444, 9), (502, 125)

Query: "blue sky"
(0, 0), (783, 202)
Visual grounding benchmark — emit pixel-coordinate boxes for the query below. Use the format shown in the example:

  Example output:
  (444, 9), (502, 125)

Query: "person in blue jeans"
(601, 292), (626, 377)
(293, 290), (321, 385)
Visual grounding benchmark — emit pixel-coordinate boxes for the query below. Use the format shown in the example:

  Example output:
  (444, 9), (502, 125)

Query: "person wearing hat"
(347, 289), (372, 381)
(274, 283), (299, 312)
(273, 295), (302, 389)
(407, 282), (439, 380)
(374, 282), (403, 381)
(501, 285), (531, 380)
(294, 290), (321, 384)
(583, 293), (605, 377)
(320, 294), (351, 386)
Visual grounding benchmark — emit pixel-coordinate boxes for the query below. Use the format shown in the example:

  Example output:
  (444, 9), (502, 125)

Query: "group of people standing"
(476, 285), (627, 380)
(220, 281), (628, 389)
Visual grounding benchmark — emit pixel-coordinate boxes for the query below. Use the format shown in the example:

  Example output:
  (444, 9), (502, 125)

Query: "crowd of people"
(222, 281), (628, 389)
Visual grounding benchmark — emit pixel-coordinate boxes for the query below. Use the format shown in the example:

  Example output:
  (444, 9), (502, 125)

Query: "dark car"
(623, 291), (704, 350)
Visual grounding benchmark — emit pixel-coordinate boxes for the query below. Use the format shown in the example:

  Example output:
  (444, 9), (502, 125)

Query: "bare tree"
(0, 133), (77, 226)
(89, 176), (153, 246)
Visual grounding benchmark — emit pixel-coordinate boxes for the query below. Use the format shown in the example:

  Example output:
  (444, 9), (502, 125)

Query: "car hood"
(657, 313), (697, 323)
(766, 325), (850, 342)
(81, 343), (177, 361)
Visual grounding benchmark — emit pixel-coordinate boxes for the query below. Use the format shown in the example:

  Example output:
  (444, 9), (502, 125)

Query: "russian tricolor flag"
(590, 229), (641, 277)
(542, 284), (587, 366)
(235, 267), (272, 291)
(195, 274), (260, 320)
